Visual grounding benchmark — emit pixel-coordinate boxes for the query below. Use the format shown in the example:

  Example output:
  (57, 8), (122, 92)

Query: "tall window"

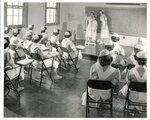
(4, 2), (28, 27)
(45, 3), (60, 25)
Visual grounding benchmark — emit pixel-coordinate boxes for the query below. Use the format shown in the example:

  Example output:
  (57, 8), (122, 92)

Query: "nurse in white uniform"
(4, 26), (11, 38)
(99, 10), (109, 44)
(8, 29), (24, 59)
(119, 51), (147, 103)
(49, 29), (60, 52)
(82, 49), (120, 105)
(85, 12), (98, 44)
(30, 34), (62, 80)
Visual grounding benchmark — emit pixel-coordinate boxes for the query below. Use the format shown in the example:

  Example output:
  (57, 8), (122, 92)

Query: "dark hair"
(64, 30), (72, 38)
(33, 34), (42, 43)
(134, 55), (147, 66)
(4, 37), (10, 49)
(99, 10), (104, 14)
(29, 25), (34, 30)
(13, 29), (21, 37)
(134, 48), (141, 55)
(90, 11), (95, 16)
(41, 27), (47, 33)
(105, 45), (114, 51)
(53, 29), (60, 36)
(99, 54), (113, 67)
(111, 36), (120, 42)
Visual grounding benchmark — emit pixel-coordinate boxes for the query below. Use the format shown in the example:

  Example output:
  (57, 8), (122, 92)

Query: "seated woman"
(29, 34), (62, 80)
(111, 33), (125, 56)
(39, 27), (48, 45)
(105, 40), (125, 65)
(82, 49), (120, 105)
(49, 29), (60, 53)
(119, 51), (147, 103)
(122, 44), (145, 79)
(50, 29), (60, 45)
(4, 26), (11, 39)
(8, 29), (24, 59)
(131, 37), (147, 56)
(22, 32), (34, 58)
(61, 30), (82, 68)
(4, 37), (25, 92)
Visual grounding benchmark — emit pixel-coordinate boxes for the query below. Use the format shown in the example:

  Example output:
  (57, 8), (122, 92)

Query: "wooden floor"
(4, 40), (146, 118)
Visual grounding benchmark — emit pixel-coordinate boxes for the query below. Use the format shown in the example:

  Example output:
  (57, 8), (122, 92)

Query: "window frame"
(4, 2), (28, 28)
(45, 3), (60, 26)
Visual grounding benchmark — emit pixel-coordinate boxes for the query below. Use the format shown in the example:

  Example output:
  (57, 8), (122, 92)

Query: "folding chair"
(9, 45), (25, 62)
(124, 82), (147, 117)
(31, 52), (56, 87)
(4, 65), (22, 97)
(86, 80), (113, 117)
(60, 46), (79, 71)
(50, 42), (67, 69)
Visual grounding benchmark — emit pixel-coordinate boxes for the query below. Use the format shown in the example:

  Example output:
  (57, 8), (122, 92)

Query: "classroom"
(3, 2), (147, 118)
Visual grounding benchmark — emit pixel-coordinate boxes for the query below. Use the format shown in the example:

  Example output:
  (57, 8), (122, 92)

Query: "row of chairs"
(86, 80), (146, 117)
(4, 42), (80, 97)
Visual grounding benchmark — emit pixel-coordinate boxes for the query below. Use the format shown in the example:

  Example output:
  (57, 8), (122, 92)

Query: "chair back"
(129, 82), (146, 92)
(31, 53), (42, 61)
(60, 46), (69, 53)
(87, 80), (112, 90)
(23, 48), (32, 57)
(50, 42), (58, 48)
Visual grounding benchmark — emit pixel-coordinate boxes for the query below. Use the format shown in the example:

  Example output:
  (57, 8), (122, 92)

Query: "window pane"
(50, 9), (54, 16)
(7, 16), (13, 25)
(19, 16), (22, 25)
(47, 3), (50, 7)
(13, 16), (19, 25)
(53, 9), (56, 16)
(7, 8), (13, 15)
(46, 16), (49, 23)
(19, 8), (23, 15)
(14, 8), (19, 15)
(12, 2), (19, 5)
(53, 3), (56, 7)
(47, 9), (50, 16)
(18, 3), (23, 6)
(50, 16), (54, 23)
(7, 3), (13, 5)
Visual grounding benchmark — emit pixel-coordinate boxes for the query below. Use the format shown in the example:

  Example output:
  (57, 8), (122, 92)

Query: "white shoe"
(54, 75), (62, 80)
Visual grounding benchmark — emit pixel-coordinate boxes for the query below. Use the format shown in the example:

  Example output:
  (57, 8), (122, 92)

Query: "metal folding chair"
(124, 82), (147, 117)
(60, 46), (79, 71)
(31, 52), (56, 88)
(86, 80), (113, 117)
(4, 66), (22, 97)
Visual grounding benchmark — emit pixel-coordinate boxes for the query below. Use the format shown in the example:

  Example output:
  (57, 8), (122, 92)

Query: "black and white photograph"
(1, 0), (148, 118)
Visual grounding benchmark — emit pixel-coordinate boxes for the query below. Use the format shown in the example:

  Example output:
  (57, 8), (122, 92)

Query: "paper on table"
(76, 45), (85, 50)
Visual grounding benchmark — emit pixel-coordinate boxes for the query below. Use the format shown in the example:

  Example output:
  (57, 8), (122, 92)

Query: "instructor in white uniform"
(85, 12), (97, 44)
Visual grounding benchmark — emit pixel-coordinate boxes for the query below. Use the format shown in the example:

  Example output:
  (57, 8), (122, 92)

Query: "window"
(45, 3), (60, 25)
(4, 2), (28, 27)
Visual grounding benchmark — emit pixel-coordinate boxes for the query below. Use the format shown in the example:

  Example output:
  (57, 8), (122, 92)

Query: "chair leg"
(110, 101), (113, 117)
(40, 64), (44, 87)
(9, 80), (20, 97)
(28, 64), (30, 79)
(30, 66), (33, 84)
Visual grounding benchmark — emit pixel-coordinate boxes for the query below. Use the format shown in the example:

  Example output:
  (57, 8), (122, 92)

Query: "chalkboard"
(85, 6), (146, 37)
